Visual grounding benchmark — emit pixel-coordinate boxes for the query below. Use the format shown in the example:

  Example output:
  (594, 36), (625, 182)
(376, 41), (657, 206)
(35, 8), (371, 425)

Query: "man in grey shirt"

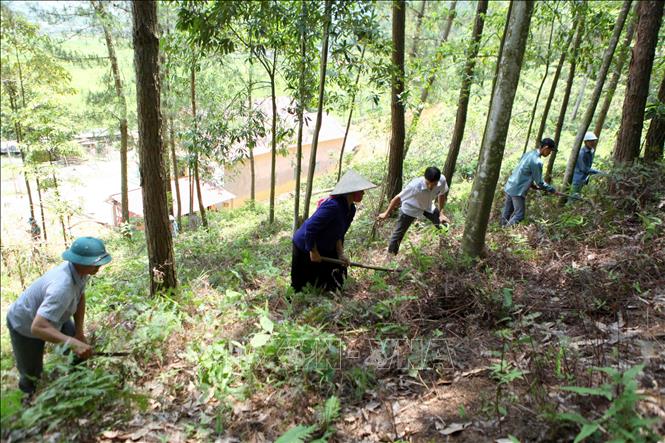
(378, 166), (449, 255)
(6, 237), (111, 395)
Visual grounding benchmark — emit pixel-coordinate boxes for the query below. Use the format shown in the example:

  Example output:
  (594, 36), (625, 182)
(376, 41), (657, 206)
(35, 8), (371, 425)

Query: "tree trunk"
(303, 0), (333, 220)
(36, 176), (47, 242)
(294, 0), (307, 231)
(404, 0), (457, 155)
(269, 58), (278, 224)
(561, 0), (631, 194)
(386, 0), (406, 200)
(461, 0), (534, 259)
(613, 0), (664, 165)
(337, 46), (366, 181)
(48, 151), (68, 247)
(9, 52), (36, 222)
(442, 0), (488, 192)
(522, 19), (556, 154)
(248, 44), (256, 205)
(533, 30), (573, 152)
(571, 65), (591, 121)
(478, 1), (513, 156)
(91, 0), (130, 223)
(169, 116), (181, 226)
(644, 72), (665, 162)
(545, 11), (585, 183)
(408, 0), (427, 60)
(132, 0), (177, 295)
(190, 64), (207, 227)
(594, 9), (637, 139)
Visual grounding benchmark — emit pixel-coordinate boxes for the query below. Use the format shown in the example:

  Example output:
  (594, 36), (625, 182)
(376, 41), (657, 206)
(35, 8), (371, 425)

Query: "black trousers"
(7, 317), (76, 394)
(388, 209), (441, 254)
(291, 244), (347, 292)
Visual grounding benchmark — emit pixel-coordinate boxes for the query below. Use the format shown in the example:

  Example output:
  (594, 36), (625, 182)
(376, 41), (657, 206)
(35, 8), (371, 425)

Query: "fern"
(321, 395), (340, 427)
(274, 425), (317, 443)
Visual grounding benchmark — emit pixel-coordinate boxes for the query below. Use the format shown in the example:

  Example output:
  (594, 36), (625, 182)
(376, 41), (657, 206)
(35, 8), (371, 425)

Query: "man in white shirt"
(377, 166), (449, 255)
(6, 237), (111, 395)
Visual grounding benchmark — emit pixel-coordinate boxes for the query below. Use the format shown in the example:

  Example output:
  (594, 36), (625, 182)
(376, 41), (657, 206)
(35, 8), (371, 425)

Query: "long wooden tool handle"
(320, 256), (401, 272)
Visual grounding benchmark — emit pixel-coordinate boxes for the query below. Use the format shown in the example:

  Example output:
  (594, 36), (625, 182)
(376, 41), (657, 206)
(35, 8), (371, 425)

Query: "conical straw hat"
(331, 170), (377, 195)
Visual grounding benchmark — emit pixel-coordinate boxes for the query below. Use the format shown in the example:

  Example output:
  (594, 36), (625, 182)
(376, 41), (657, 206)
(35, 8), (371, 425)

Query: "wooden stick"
(320, 256), (401, 272)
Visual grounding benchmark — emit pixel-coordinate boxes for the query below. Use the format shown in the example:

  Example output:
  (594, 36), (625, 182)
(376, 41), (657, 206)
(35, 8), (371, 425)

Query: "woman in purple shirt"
(291, 170), (375, 292)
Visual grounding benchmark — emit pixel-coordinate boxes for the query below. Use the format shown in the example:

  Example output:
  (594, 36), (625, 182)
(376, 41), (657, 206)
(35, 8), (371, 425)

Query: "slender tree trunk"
(545, 11), (585, 183)
(132, 0), (177, 295)
(386, 0), (406, 200)
(303, 0), (333, 219)
(613, 0), (663, 165)
(189, 164), (194, 216)
(644, 72), (665, 162)
(91, 0), (130, 223)
(409, 0), (427, 60)
(10, 53), (36, 222)
(594, 10), (637, 140)
(36, 176), (47, 242)
(562, 0), (631, 194)
(478, 1), (513, 156)
(442, 0), (488, 192)
(248, 46), (256, 205)
(337, 46), (366, 182)
(533, 31), (574, 152)
(404, 0), (457, 155)
(169, 116), (181, 225)
(294, 0), (307, 231)
(190, 64), (207, 227)
(47, 152), (68, 247)
(522, 19), (556, 154)
(269, 59), (278, 224)
(571, 65), (591, 121)
(462, 0), (534, 258)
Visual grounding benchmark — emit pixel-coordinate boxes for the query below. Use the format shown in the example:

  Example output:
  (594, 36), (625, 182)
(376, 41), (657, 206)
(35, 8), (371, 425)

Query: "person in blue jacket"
(291, 170), (376, 292)
(501, 138), (557, 227)
(572, 131), (602, 195)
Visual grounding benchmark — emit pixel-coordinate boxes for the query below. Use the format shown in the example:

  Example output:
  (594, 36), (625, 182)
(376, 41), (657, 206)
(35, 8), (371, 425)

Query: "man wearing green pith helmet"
(6, 237), (112, 395)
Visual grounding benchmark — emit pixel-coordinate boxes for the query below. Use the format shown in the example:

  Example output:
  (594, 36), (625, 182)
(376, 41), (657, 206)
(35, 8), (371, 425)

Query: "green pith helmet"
(62, 237), (112, 266)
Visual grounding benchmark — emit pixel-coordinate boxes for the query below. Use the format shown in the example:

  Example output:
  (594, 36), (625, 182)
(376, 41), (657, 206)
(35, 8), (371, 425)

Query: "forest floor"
(1, 159), (664, 442)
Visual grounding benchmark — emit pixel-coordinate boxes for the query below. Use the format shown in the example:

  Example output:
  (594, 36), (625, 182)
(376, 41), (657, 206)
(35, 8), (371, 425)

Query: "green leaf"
(561, 385), (613, 400)
(573, 422), (599, 443)
(250, 332), (271, 348)
(259, 316), (274, 333)
(274, 424), (317, 443)
(322, 395), (340, 426)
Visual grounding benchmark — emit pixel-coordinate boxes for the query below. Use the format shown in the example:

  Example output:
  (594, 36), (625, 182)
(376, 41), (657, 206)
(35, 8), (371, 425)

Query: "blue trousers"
(7, 317), (76, 394)
(501, 193), (526, 227)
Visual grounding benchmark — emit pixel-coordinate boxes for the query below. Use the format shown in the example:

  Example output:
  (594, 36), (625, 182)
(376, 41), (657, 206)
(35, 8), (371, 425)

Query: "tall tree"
(533, 30), (574, 151)
(593, 8), (638, 139)
(189, 61), (208, 227)
(613, 0), (664, 165)
(386, 0), (406, 200)
(442, 0), (488, 192)
(561, 0), (632, 193)
(132, 0), (178, 295)
(404, 0), (457, 155)
(408, 0), (427, 61)
(462, 0), (534, 258)
(545, 9), (585, 183)
(522, 11), (556, 154)
(302, 0), (333, 220)
(90, 0), (130, 224)
(644, 72), (665, 162)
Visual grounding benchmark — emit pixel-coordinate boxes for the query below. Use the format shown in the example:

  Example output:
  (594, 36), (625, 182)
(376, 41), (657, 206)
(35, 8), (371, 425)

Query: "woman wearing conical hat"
(291, 170), (376, 292)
